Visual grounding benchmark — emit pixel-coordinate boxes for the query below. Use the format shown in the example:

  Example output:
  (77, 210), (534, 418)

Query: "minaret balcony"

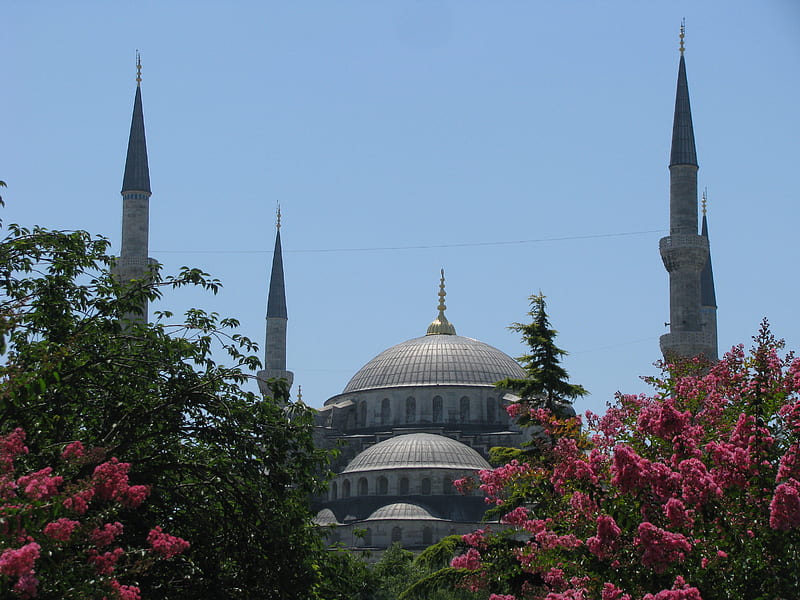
(659, 234), (708, 272)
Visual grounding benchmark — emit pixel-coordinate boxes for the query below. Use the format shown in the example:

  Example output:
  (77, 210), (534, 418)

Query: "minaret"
(114, 52), (156, 322)
(426, 269), (457, 336)
(699, 191), (718, 359)
(659, 24), (717, 360)
(257, 206), (294, 395)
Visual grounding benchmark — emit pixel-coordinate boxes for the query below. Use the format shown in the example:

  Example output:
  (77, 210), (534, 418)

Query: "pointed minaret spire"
(114, 52), (155, 323)
(659, 25), (717, 360)
(700, 190), (718, 358)
(426, 269), (457, 336)
(258, 205), (294, 395)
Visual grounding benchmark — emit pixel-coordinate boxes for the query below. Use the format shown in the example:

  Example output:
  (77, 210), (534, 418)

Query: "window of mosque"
(358, 477), (368, 496)
(364, 528), (373, 546)
(487, 397), (496, 423)
(331, 481), (338, 500)
(423, 527), (433, 545)
(406, 397), (416, 423)
(460, 396), (470, 422)
(391, 527), (402, 543)
(360, 401), (367, 427)
(378, 476), (388, 495)
(443, 478), (453, 495)
(381, 398), (391, 425)
(343, 480), (351, 498)
(421, 478), (431, 495)
(432, 396), (443, 422)
(399, 477), (409, 495)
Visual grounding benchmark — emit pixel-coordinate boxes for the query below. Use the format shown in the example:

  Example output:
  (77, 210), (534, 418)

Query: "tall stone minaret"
(659, 24), (718, 360)
(699, 192), (718, 358)
(257, 207), (294, 395)
(114, 53), (156, 322)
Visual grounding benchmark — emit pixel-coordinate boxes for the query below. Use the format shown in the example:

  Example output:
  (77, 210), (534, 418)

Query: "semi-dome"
(366, 502), (439, 521)
(343, 334), (525, 394)
(342, 433), (491, 473)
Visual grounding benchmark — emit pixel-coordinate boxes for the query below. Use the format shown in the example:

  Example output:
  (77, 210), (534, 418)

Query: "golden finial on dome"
(679, 19), (686, 56)
(426, 268), (457, 336)
(702, 187), (707, 216)
(276, 203), (282, 230)
(136, 50), (142, 86)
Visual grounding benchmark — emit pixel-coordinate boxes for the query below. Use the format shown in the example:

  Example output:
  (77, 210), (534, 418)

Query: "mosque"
(114, 28), (717, 551)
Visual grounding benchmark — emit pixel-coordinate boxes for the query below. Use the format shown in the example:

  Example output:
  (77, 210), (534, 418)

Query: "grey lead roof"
(342, 433), (491, 473)
(121, 86), (151, 194)
(342, 334), (525, 394)
(266, 229), (287, 319)
(669, 55), (698, 167)
(366, 503), (439, 521)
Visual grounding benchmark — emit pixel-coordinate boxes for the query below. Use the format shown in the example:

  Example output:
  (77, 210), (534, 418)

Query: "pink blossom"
(770, 479), (800, 531)
(611, 445), (648, 494)
(500, 506), (530, 527)
(587, 514), (621, 560)
(61, 440), (85, 462)
(107, 579), (141, 600)
(450, 547), (482, 570)
(91, 522), (124, 548)
(0, 542), (40, 578)
(635, 522), (691, 573)
(601, 583), (632, 600)
(16, 467), (63, 500)
(122, 484), (149, 509)
(461, 528), (488, 550)
(543, 567), (567, 590)
(677, 458), (721, 506)
(642, 576), (702, 600)
(87, 547), (124, 575)
(92, 458), (131, 502)
(637, 398), (690, 440)
(146, 526), (189, 559)
(43, 518), (80, 542)
(0, 428), (28, 473)
(63, 487), (95, 514)
(12, 573), (39, 599)
(489, 595), (516, 600)
(663, 498), (693, 529)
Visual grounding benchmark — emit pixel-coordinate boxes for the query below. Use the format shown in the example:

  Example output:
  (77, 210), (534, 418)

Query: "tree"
(436, 322), (800, 599)
(496, 294), (587, 419)
(0, 211), (329, 598)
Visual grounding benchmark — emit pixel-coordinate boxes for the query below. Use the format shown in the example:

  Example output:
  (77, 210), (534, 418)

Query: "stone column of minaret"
(699, 191), (718, 358)
(257, 207), (294, 395)
(659, 24), (718, 360)
(113, 53), (157, 323)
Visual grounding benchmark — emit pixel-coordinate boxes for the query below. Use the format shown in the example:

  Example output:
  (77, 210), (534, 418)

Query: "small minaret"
(257, 206), (294, 395)
(426, 269), (457, 336)
(114, 52), (156, 322)
(659, 23), (716, 360)
(699, 191), (719, 359)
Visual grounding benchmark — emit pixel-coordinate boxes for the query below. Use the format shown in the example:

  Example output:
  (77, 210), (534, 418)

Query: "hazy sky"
(4, 2), (799, 416)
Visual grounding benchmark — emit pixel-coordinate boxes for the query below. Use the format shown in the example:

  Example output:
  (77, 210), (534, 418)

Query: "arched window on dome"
(443, 478), (453, 495)
(423, 526), (433, 546)
(359, 401), (367, 427)
(331, 481), (338, 500)
(421, 478), (431, 495)
(391, 526), (402, 543)
(432, 396), (443, 423)
(406, 397), (416, 423)
(364, 528), (373, 547)
(358, 477), (368, 496)
(381, 398), (391, 425)
(399, 477), (409, 495)
(378, 476), (388, 495)
(487, 397), (497, 423)
(343, 479), (351, 498)
(460, 396), (470, 423)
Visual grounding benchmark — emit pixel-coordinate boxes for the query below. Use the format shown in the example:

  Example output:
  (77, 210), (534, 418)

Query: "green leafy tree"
(0, 209), (329, 598)
(496, 293), (587, 418)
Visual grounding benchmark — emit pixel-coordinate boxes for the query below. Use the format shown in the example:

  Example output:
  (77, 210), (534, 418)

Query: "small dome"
(342, 433), (491, 473)
(366, 502), (439, 521)
(342, 335), (525, 394)
(313, 508), (338, 525)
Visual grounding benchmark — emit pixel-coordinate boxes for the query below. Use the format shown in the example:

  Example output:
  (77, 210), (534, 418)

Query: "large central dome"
(342, 334), (525, 394)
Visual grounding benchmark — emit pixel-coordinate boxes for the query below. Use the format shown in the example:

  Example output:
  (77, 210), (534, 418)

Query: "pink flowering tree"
(0, 430), (188, 599)
(408, 321), (800, 600)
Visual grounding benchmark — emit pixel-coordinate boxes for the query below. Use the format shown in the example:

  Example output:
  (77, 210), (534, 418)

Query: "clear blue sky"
(4, 2), (799, 417)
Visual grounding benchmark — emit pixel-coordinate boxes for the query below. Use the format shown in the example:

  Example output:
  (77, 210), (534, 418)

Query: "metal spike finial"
(276, 203), (282, 230)
(679, 19), (686, 56)
(437, 268), (447, 312)
(297, 385), (303, 404)
(426, 268), (456, 335)
(702, 187), (707, 216)
(135, 50), (142, 86)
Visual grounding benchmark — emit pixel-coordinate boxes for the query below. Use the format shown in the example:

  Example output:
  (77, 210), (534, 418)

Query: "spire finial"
(426, 268), (457, 335)
(297, 385), (303, 404)
(276, 203), (282, 230)
(136, 50), (142, 86)
(701, 187), (707, 216)
(679, 19), (686, 56)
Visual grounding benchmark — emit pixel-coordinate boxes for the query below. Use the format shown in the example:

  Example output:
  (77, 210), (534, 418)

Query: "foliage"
(496, 294), (586, 419)
(436, 322), (800, 599)
(0, 212), (329, 598)
(0, 429), (188, 599)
